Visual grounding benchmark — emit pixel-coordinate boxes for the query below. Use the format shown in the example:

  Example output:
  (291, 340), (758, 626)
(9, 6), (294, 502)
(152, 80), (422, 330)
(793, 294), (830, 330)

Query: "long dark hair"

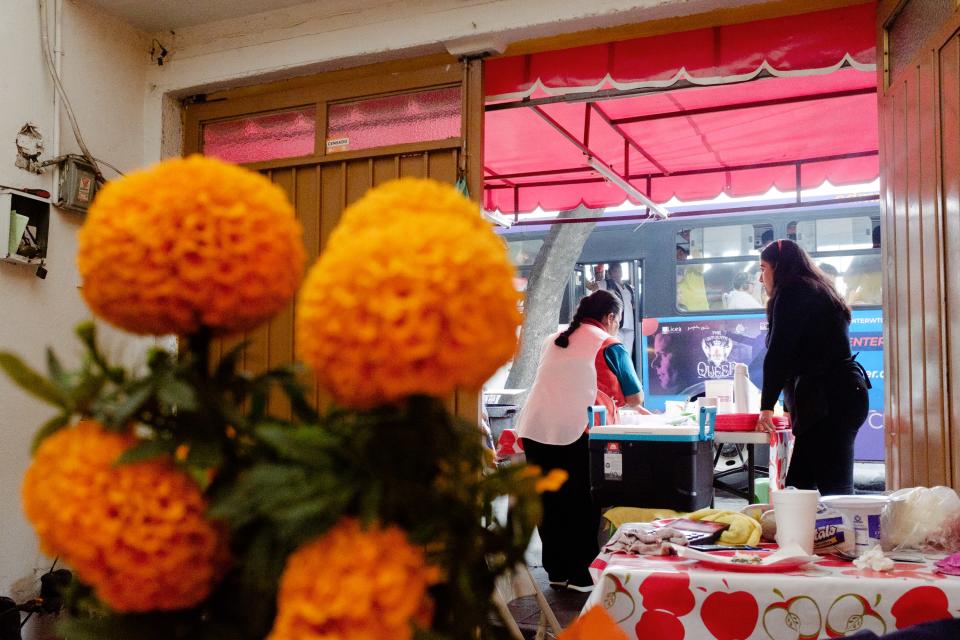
(761, 238), (851, 325)
(554, 290), (622, 348)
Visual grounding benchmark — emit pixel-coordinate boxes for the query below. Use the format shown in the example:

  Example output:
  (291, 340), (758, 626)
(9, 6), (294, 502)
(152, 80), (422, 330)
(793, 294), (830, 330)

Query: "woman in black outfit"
(756, 239), (870, 495)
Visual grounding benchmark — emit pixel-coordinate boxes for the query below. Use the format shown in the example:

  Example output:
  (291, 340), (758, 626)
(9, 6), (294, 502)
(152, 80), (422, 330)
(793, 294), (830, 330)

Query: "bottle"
(734, 363), (749, 414)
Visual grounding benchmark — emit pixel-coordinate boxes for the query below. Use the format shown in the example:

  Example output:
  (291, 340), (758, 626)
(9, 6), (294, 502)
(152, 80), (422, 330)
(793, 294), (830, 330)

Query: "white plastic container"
(733, 363), (750, 414)
(819, 495), (890, 556)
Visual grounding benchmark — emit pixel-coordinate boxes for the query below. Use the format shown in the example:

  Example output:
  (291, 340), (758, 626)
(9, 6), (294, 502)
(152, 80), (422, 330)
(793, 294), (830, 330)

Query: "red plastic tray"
(714, 413), (790, 432)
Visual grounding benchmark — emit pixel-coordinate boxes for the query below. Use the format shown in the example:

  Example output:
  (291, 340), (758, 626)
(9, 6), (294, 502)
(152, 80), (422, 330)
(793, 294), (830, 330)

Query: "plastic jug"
(733, 363), (750, 414)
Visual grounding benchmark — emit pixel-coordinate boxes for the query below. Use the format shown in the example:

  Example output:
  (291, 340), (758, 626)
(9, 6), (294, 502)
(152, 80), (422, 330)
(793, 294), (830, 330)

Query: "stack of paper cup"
(704, 379), (734, 414)
(772, 488), (821, 555)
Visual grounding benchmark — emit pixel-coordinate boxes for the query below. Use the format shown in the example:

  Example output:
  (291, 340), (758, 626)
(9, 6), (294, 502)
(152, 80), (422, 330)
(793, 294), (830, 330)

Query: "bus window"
(677, 260), (765, 312)
(678, 223), (773, 259)
(793, 216), (874, 252)
(817, 254), (882, 306)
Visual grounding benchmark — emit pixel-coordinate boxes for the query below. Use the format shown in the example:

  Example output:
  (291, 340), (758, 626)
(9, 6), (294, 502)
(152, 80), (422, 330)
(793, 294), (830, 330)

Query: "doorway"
(182, 56), (484, 419)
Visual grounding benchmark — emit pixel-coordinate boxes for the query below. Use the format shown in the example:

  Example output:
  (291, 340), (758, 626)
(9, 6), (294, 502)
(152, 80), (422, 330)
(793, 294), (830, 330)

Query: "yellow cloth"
(602, 507), (681, 531)
(686, 508), (762, 546)
(677, 269), (709, 311)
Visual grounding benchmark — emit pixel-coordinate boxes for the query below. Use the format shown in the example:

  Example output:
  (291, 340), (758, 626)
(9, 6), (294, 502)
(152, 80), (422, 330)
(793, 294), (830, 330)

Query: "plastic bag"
(881, 486), (960, 552)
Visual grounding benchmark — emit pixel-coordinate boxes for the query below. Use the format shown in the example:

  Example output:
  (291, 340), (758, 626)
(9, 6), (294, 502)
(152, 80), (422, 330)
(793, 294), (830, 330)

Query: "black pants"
(521, 433), (599, 585)
(786, 376), (869, 495)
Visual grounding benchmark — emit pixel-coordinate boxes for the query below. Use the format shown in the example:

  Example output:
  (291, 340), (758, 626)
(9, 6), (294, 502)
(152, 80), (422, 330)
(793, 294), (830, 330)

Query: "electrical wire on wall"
(37, 0), (118, 183)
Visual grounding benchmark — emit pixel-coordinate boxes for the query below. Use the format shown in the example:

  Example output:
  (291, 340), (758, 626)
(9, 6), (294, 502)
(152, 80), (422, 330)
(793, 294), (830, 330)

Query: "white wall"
(0, 1), (148, 635)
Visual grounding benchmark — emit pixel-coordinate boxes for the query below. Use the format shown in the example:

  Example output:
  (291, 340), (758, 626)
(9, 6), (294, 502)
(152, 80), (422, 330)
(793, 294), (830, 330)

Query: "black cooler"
(588, 407), (716, 512)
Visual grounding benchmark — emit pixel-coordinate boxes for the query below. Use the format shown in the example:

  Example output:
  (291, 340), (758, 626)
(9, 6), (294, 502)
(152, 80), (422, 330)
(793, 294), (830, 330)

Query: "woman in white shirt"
(515, 290), (648, 592)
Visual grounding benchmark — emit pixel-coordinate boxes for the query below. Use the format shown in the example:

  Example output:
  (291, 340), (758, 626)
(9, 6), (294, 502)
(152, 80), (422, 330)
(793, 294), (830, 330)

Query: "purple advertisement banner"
(645, 316), (768, 397)
(641, 310), (885, 461)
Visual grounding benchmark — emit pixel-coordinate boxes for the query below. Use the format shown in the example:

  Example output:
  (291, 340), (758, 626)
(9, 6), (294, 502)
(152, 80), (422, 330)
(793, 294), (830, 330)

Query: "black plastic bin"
(589, 438), (714, 511)
(587, 407), (716, 512)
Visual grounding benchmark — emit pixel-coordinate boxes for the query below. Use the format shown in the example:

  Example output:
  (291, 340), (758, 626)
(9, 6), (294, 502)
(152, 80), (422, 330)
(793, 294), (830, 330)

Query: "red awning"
(486, 4), (876, 102)
(483, 3), (878, 215)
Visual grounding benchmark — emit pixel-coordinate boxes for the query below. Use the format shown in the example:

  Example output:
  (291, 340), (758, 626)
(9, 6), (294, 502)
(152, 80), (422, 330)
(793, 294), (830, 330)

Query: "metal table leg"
(747, 443), (756, 504)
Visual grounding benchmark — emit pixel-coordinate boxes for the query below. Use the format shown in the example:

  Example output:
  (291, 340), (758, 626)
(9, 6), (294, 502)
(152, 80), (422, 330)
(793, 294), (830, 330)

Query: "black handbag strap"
(850, 352), (872, 390)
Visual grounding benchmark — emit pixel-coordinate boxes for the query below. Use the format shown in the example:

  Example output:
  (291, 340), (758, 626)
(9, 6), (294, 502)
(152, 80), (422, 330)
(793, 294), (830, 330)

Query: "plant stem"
(185, 327), (213, 377)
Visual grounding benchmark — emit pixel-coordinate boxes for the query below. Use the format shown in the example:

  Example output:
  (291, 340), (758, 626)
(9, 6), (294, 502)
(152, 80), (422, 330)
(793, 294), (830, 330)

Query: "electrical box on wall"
(1, 189), (50, 265)
(57, 155), (98, 212)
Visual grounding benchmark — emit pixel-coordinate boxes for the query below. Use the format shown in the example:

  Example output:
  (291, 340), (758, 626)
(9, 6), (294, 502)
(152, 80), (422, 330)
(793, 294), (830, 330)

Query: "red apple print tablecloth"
(585, 550), (960, 639)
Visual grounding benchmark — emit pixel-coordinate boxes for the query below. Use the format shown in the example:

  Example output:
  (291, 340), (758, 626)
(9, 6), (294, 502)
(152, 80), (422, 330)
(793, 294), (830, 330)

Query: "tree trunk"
(504, 207), (598, 407)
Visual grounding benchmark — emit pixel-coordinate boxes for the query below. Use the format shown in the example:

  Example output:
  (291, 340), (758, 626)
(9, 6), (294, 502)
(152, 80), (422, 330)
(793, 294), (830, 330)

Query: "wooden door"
(878, 1), (960, 489)
(182, 55), (485, 421)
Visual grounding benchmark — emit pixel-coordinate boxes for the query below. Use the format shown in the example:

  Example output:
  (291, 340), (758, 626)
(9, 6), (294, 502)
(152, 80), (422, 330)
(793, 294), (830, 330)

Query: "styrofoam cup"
(772, 488), (821, 554)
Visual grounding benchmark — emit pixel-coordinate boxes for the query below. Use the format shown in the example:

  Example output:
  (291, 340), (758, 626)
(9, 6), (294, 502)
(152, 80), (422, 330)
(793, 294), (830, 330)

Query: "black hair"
(819, 262), (839, 277)
(554, 290), (622, 348)
(761, 238), (850, 325)
(732, 271), (753, 291)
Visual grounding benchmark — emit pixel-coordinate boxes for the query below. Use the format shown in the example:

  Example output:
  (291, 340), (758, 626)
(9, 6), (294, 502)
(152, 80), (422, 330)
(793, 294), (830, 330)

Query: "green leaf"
(209, 464), (309, 527)
(75, 322), (126, 384)
(109, 380), (154, 425)
(30, 413), (70, 452)
(278, 372), (319, 423)
(0, 352), (68, 407)
(115, 439), (176, 465)
(70, 373), (108, 413)
(146, 346), (174, 370)
(231, 526), (286, 635)
(214, 340), (249, 381)
(46, 347), (69, 391)
(273, 493), (352, 540)
(187, 466), (213, 491)
(185, 438), (224, 470)
(74, 320), (96, 348)
(248, 387), (268, 422)
(256, 424), (339, 465)
(156, 374), (198, 411)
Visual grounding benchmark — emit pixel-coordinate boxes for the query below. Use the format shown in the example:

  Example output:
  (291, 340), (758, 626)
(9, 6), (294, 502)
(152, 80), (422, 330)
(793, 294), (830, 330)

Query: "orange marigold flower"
(558, 606), (629, 640)
(536, 469), (569, 493)
(77, 155), (305, 336)
(21, 421), (227, 612)
(268, 518), (440, 640)
(296, 178), (520, 408)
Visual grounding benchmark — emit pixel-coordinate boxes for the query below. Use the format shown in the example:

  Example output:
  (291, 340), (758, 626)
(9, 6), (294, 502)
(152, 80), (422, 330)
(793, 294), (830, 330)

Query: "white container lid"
(820, 495), (890, 508)
(591, 423), (700, 437)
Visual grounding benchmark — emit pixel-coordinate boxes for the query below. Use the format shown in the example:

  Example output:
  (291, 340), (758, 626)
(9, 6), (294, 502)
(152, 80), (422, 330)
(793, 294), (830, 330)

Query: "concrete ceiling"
(80, 0), (328, 32)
